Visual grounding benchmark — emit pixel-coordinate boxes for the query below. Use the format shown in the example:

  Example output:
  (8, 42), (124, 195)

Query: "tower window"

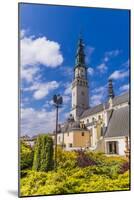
(87, 119), (89, 123)
(81, 91), (85, 96)
(92, 117), (95, 122)
(67, 132), (69, 136)
(82, 132), (84, 136)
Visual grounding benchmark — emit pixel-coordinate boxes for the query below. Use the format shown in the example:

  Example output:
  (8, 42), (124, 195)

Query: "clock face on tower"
(75, 67), (85, 78)
(81, 69), (85, 78)
(75, 68), (79, 77)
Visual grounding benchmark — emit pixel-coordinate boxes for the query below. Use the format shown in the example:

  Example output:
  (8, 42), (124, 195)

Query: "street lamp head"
(53, 94), (63, 105)
(53, 94), (57, 104)
(57, 95), (63, 105)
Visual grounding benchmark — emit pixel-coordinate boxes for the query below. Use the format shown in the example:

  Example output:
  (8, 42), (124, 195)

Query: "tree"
(20, 141), (34, 170)
(33, 135), (54, 172)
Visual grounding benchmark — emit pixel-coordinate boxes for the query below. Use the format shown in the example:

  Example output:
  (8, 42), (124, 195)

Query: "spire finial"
(108, 79), (115, 99)
(75, 34), (85, 67)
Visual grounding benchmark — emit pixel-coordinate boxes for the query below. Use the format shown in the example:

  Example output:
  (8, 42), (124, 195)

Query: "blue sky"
(20, 3), (130, 136)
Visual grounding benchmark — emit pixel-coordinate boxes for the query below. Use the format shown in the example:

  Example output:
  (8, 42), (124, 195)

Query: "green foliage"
(86, 151), (126, 166)
(20, 168), (130, 196)
(57, 147), (77, 170)
(32, 135), (54, 172)
(20, 141), (33, 170)
(20, 148), (130, 196)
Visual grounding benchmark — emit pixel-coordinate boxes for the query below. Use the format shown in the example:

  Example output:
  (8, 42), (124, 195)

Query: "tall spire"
(75, 36), (85, 67)
(108, 79), (114, 99)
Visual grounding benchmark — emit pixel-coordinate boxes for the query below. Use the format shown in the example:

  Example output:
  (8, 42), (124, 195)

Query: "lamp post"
(53, 94), (63, 171)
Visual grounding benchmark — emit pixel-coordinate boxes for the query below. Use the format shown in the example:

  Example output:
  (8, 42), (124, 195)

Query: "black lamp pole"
(55, 104), (58, 171)
(53, 94), (63, 171)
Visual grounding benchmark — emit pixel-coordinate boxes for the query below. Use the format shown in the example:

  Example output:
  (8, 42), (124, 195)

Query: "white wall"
(104, 137), (126, 156)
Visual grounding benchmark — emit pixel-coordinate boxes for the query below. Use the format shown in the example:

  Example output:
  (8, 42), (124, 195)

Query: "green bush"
(20, 169), (130, 196)
(20, 141), (34, 170)
(32, 135), (54, 172)
(57, 147), (77, 170)
(20, 148), (130, 196)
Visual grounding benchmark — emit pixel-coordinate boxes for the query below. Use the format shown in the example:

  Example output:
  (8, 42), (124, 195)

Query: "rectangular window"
(107, 141), (118, 154)
(82, 132), (84, 136)
(69, 143), (72, 147)
(58, 136), (60, 142)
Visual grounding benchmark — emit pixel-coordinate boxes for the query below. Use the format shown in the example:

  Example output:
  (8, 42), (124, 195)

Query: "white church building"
(55, 37), (130, 157)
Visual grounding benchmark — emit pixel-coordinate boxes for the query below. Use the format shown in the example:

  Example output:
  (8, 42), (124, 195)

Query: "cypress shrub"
(33, 135), (54, 172)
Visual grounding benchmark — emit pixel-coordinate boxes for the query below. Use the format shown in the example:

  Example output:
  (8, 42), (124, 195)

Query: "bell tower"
(71, 37), (89, 120)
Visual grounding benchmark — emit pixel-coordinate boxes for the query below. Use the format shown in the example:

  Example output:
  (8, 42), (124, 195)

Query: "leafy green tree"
(33, 135), (54, 172)
(20, 141), (33, 170)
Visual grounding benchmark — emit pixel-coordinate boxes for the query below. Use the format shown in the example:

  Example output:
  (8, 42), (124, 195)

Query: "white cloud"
(91, 85), (107, 106)
(20, 29), (26, 38)
(122, 59), (129, 68)
(120, 84), (129, 93)
(21, 108), (56, 136)
(64, 83), (71, 95)
(94, 86), (106, 93)
(33, 81), (59, 100)
(63, 95), (71, 104)
(21, 67), (39, 83)
(21, 106), (67, 136)
(97, 63), (107, 73)
(109, 69), (129, 80)
(23, 81), (60, 100)
(85, 46), (95, 64)
(88, 67), (94, 75)
(61, 66), (73, 77)
(62, 83), (71, 105)
(91, 94), (103, 106)
(97, 49), (120, 74)
(103, 50), (120, 62)
(21, 31), (63, 68)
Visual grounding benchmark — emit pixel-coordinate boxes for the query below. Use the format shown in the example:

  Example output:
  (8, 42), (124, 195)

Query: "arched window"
(92, 117), (95, 122)
(98, 115), (101, 120)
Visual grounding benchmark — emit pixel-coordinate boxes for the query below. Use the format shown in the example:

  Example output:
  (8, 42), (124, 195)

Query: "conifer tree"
(33, 135), (54, 172)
